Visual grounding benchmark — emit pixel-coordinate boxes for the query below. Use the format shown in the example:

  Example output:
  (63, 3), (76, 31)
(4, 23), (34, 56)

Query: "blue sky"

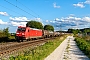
(0, 0), (90, 33)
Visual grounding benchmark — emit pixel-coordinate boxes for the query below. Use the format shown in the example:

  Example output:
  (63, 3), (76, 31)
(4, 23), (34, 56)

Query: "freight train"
(15, 26), (60, 42)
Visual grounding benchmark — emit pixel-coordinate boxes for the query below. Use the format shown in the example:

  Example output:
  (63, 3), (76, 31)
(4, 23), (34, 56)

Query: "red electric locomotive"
(16, 26), (60, 42)
(16, 26), (43, 42)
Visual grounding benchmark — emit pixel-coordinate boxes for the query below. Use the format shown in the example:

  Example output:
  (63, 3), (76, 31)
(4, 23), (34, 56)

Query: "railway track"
(0, 37), (55, 58)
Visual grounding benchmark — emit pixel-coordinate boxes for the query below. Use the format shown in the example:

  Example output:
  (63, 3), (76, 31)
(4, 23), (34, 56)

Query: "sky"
(0, 0), (90, 33)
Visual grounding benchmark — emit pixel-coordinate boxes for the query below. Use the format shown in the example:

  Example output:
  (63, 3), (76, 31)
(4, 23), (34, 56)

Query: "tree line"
(67, 28), (90, 36)
(26, 21), (54, 31)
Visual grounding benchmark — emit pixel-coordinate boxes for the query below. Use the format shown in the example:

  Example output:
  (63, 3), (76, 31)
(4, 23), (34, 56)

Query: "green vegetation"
(9, 35), (67, 60)
(68, 28), (90, 36)
(8, 34), (16, 41)
(0, 27), (16, 42)
(0, 27), (10, 42)
(26, 21), (43, 29)
(68, 28), (90, 58)
(72, 29), (80, 36)
(44, 25), (54, 31)
(26, 21), (54, 31)
(75, 37), (90, 58)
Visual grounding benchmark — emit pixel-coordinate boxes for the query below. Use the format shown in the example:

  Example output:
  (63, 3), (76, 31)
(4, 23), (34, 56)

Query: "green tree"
(67, 29), (73, 33)
(3, 27), (10, 37)
(72, 29), (79, 36)
(26, 21), (43, 29)
(44, 25), (54, 31)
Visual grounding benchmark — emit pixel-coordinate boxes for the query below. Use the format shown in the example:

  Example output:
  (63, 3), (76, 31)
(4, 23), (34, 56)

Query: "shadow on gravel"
(70, 42), (90, 60)
(78, 56), (90, 60)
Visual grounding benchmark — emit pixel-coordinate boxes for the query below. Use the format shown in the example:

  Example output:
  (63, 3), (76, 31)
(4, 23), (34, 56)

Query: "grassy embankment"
(75, 36), (90, 58)
(9, 35), (68, 60)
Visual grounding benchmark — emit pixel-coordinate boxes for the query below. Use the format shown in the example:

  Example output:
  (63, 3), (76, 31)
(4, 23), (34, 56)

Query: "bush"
(75, 37), (90, 58)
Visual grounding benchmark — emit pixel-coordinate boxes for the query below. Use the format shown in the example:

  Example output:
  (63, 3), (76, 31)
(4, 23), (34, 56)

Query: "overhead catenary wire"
(0, 4), (39, 23)
(13, 0), (44, 20)
(4, 0), (38, 18)
(0, 4), (24, 17)
(0, 4), (31, 24)
(16, 0), (45, 20)
(0, 3), (29, 27)
(0, 0), (45, 25)
(16, 0), (17, 7)
(17, 0), (40, 17)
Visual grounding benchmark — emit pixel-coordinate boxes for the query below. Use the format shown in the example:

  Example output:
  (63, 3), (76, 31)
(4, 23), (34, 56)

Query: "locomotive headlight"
(22, 33), (25, 35)
(16, 33), (19, 34)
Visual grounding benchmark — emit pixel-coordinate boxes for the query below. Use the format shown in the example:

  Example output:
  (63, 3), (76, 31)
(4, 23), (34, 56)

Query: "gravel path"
(45, 36), (90, 60)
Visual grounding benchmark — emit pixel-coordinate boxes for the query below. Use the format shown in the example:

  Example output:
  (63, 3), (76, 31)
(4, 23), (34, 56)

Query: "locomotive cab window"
(17, 28), (26, 32)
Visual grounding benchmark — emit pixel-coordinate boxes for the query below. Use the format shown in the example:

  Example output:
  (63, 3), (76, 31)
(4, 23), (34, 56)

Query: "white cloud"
(73, 0), (90, 8)
(10, 17), (29, 21)
(51, 15), (90, 31)
(53, 2), (60, 8)
(0, 19), (8, 24)
(68, 16), (75, 19)
(73, 2), (85, 8)
(75, 17), (82, 20)
(46, 20), (49, 22)
(54, 15), (90, 29)
(34, 18), (42, 22)
(9, 17), (28, 26)
(9, 17), (44, 27)
(50, 21), (55, 23)
(61, 19), (65, 22)
(35, 18), (41, 20)
(84, 0), (90, 4)
(10, 21), (27, 26)
(55, 18), (60, 21)
(60, 16), (82, 22)
(10, 17), (42, 23)
(69, 14), (75, 17)
(82, 17), (90, 22)
(0, 11), (9, 16)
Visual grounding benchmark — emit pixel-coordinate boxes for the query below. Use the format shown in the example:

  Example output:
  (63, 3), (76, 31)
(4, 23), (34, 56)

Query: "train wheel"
(27, 39), (28, 41)
(17, 39), (20, 42)
(28, 38), (31, 41)
(36, 38), (38, 40)
(21, 40), (23, 42)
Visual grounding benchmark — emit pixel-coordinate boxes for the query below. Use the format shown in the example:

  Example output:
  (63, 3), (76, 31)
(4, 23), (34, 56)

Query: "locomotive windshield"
(17, 28), (26, 32)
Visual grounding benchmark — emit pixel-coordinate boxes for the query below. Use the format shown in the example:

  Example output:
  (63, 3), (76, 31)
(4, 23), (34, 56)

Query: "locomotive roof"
(18, 26), (43, 31)
(30, 28), (42, 31)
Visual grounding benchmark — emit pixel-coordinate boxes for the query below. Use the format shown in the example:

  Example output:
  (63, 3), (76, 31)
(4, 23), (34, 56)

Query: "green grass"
(9, 36), (15, 40)
(9, 35), (67, 60)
